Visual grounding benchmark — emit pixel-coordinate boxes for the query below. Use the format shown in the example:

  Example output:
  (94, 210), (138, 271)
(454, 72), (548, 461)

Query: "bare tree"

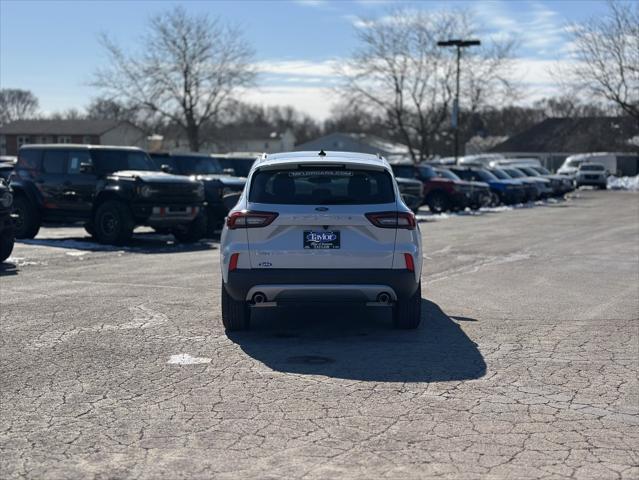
(85, 97), (138, 121)
(47, 108), (84, 121)
(93, 6), (256, 151)
(335, 9), (515, 162)
(563, 0), (639, 122)
(0, 89), (39, 125)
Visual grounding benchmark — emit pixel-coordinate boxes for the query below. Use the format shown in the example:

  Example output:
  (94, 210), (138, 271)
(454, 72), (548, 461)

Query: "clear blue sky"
(0, 0), (613, 120)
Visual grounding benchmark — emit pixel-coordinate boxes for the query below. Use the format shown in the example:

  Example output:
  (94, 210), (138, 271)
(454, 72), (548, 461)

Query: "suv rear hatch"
(236, 165), (408, 269)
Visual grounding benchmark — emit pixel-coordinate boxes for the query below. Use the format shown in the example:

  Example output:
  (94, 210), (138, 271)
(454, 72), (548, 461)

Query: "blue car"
(448, 167), (527, 205)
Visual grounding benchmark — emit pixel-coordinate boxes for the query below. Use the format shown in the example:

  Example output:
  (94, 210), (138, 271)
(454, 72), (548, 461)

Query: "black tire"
(599, 184), (607, 190)
(221, 284), (250, 331)
(12, 196), (40, 239)
(173, 214), (207, 243)
(0, 232), (15, 262)
(393, 282), (421, 329)
(426, 192), (449, 213)
(93, 200), (134, 245)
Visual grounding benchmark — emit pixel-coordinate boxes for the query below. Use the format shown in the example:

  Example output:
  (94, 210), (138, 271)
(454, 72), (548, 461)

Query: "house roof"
(0, 119), (135, 136)
(491, 117), (639, 154)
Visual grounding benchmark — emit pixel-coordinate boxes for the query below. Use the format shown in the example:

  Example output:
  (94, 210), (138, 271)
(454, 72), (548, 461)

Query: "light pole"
(437, 39), (480, 163)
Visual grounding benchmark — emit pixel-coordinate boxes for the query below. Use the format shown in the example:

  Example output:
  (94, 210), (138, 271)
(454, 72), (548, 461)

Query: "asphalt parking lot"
(1, 190), (637, 480)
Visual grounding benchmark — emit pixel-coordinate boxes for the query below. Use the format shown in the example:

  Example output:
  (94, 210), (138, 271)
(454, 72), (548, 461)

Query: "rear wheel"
(221, 284), (250, 331)
(12, 196), (40, 239)
(93, 200), (134, 245)
(426, 192), (449, 213)
(393, 282), (421, 329)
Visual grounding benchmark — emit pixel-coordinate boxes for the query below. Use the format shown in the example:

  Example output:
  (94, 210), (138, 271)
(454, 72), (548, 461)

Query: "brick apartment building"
(0, 119), (148, 155)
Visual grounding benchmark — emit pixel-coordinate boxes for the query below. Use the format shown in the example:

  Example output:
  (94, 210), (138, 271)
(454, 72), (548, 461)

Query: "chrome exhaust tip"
(377, 292), (391, 304)
(252, 292), (267, 304)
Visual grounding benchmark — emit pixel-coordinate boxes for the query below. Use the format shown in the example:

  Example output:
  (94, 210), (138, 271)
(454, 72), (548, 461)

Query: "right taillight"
(226, 210), (278, 229)
(404, 253), (415, 272)
(365, 211), (416, 230)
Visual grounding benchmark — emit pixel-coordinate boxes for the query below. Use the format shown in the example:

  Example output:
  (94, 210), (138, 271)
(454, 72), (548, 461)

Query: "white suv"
(220, 151), (423, 331)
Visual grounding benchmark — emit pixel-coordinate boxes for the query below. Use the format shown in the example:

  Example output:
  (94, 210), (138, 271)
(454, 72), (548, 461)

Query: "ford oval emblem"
(315, 207), (329, 211)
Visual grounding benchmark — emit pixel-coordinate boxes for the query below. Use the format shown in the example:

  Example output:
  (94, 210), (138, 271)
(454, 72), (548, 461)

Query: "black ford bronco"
(9, 145), (206, 245)
(0, 178), (15, 262)
(150, 152), (246, 234)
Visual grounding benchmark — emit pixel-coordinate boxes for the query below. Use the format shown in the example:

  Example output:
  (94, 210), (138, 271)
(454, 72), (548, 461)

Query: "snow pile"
(607, 175), (639, 191)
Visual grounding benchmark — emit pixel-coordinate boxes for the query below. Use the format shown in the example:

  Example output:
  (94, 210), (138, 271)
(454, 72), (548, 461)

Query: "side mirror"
(160, 164), (172, 173)
(223, 168), (236, 176)
(223, 192), (241, 211)
(79, 162), (94, 174)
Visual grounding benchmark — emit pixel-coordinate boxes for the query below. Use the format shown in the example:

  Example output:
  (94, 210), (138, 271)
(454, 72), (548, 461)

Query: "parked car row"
(390, 160), (576, 214)
(0, 144), (615, 251)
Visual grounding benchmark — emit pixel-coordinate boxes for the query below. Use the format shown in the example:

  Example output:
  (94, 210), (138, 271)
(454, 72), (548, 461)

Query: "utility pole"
(437, 39), (481, 164)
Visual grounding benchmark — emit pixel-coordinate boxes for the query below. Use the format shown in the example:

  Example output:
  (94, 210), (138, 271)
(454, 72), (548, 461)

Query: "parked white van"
(558, 153), (618, 177)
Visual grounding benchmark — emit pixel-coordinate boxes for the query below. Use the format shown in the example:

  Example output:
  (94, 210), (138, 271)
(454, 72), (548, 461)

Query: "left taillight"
(366, 211), (416, 230)
(226, 210), (278, 229)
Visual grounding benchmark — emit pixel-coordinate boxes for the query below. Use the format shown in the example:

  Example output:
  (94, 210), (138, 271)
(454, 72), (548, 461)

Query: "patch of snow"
(6, 256), (47, 266)
(167, 354), (211, 365)
(607, 175), (639, 191)
(65, 251), (89, 257)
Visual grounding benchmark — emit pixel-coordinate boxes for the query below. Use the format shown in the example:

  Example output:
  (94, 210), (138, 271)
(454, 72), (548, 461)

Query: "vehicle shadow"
(18, 232), (217, 254)
(228, 299), (486, 383)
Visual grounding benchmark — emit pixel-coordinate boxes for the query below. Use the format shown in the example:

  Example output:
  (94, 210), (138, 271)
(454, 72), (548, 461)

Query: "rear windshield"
(490, 168), (511, 180)
(215, 157), (256, 177)
(579, 164), (605, 171)
(532, 166), (550, 174)
(172, 155), (222, 175)
(92, 150), (157, 174)
(416, 165), (436, 179)
(249, 168), (395, 205)
(503, 168), (524, 178)
(391, 165), (416, 178)
(435, 169), (460, 181)
(475, 169), (498, 182)
(519, 167), (539, 176)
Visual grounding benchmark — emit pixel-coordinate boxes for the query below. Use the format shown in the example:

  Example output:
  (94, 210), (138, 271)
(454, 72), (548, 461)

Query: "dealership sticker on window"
(288, 170), (353, 177)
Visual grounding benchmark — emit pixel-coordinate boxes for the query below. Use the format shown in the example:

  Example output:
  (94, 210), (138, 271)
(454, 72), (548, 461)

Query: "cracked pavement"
(1, 190), (637, 479)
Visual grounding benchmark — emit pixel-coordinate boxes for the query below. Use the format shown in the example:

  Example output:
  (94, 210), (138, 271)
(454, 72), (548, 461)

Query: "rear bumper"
(224, 268), (419, 302)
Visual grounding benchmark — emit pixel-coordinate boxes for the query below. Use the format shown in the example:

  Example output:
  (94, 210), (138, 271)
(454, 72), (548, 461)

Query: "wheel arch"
(92, 191), (129, 214)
